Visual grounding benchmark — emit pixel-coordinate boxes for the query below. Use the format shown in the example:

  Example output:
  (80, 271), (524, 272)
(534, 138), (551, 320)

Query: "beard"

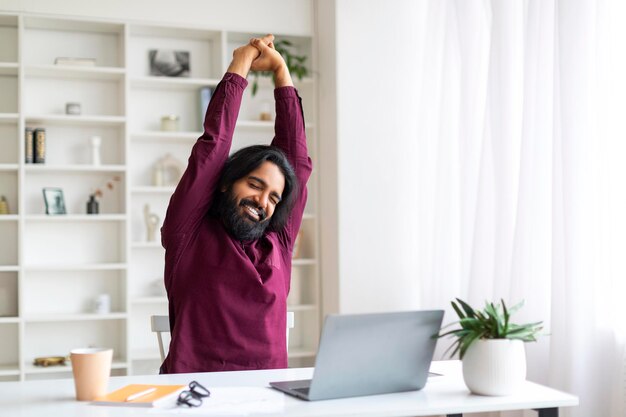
(217, 191), (270, 241)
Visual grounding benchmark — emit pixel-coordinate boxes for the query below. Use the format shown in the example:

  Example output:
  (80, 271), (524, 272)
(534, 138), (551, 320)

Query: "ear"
(220, 185), (227, 192)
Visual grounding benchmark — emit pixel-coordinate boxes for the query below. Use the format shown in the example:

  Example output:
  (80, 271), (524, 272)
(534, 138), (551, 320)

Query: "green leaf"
(456, 298), (476, 318)
(508, 300), (525, 315)
(459, 331), (484, 359)
(502, 299), (510, 334)
(451, 301), (466, 319)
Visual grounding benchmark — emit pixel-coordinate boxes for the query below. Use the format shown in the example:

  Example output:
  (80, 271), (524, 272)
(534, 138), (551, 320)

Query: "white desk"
(0, 361), (578, 417)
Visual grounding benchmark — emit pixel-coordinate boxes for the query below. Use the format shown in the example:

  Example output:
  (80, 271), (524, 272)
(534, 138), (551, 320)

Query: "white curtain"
(414, 1), (626, 416)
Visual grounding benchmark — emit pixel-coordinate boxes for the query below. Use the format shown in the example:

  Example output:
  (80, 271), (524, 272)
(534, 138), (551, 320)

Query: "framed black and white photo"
(42, 188), (67, 215)
(149, 49), (190, 77)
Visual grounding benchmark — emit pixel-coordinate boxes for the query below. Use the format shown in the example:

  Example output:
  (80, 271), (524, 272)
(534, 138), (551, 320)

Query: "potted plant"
(436, 298), (543, 396)
(250, 39), (309, 96)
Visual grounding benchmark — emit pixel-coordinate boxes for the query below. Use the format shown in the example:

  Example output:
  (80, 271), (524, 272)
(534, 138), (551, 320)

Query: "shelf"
(0, 114), (18, 124)
(24, 359), (127, 375)
(131, 76), (220, 90)
(25, 164), (126, 173)
(292, 259), (317, 266)
(3, 13), (320, 382)
(24, 312), (127, 323)
(0, 365), (20, 376)
(0, 63), (18, 76)
(0, 164), (18, 171)
(131, 131), (201, 142)
(287, 348), (317, 359)
(24, 214), (126, 222)
(25, 64), (125, 81)
(131, 186), (176, 194)
(24, 263), (127, 272)
(131, 242), (163, 248)
(25, 114), (126, 127)
(0, 317), (19, 324)
(0, 266), (19, 272)
(132, 296), (167, 304)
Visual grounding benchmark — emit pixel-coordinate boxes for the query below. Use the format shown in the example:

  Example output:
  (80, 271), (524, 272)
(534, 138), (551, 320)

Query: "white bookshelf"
(0, 12), (320, 381)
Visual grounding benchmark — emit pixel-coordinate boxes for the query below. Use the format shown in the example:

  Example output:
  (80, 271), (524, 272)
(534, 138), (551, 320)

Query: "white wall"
(0, 0), (312, 35)
(317, 0), (423, 314)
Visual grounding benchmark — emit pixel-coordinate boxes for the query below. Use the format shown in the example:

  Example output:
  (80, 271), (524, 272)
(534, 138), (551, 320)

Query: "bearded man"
(160, 34), (312, 373)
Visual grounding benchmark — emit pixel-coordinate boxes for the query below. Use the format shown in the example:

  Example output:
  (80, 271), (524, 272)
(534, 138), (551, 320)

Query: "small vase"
(86, 195), (99, 214)
(462, 339), (526, 396)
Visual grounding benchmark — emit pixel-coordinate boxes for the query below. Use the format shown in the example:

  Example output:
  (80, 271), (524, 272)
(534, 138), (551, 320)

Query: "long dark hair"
(212, 145), (298, 231)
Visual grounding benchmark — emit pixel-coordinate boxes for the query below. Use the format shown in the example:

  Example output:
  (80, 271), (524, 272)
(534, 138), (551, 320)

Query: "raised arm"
(161, 43), (261, 244)
(250, 36), (313, 244)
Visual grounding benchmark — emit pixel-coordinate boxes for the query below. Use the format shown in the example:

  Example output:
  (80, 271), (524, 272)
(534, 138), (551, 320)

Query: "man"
(160, 35), (312, 373)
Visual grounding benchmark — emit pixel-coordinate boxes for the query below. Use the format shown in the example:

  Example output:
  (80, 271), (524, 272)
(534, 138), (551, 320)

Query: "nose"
(252, 193), (269, 210)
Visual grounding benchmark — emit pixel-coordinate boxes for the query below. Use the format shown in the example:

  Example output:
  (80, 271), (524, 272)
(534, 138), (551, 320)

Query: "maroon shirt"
(160, 73), (312, 373)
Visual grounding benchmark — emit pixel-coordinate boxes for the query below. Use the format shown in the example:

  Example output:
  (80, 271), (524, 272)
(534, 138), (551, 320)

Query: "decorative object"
(149, 49), (190, 77)
(91, 175), (122, 211)
(65, 102), (81, 115)
(152, 153), (184, 186)
(0, 196), (9, 215)
(42, 188), (66, 215)
(24, 127), (34, 163)
(199, 86), (212, 123)
(33, 356), (68, 367)
(436, 299), (543, 396)
(144, 204), (160, 242)
(259, 101), (272, 121)
(86, 194), (99, 214)
(93, 294), (111, 314)
(90, 136), (101, 165)
(152, 161), (164, 186)
(54, 57), (96, 67)
(160, 115), (180, 132)
(250, 39), (309, 96)
(34, 128), (46, 164)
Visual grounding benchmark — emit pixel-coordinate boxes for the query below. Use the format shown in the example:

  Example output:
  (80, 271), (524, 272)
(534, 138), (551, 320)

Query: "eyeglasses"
(176, 380), (211, 407)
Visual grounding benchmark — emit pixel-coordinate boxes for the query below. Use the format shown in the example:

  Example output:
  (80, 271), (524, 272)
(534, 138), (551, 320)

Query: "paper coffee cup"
(70, 347), (113, 401)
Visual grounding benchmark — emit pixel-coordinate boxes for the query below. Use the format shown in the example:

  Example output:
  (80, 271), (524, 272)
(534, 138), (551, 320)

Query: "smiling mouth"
(243, 205), (260, 221)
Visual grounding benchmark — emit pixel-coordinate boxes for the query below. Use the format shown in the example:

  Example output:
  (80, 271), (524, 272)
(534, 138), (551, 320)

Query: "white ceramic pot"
(462, 339), (526, 396)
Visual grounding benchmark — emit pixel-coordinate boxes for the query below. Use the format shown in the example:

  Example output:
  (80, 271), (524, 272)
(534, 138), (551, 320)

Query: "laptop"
(270, 310), (444, 401)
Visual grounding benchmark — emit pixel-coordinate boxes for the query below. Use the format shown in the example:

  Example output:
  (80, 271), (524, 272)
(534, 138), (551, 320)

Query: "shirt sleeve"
(161, 72), (248, 246)
(270, 86), (314, 248)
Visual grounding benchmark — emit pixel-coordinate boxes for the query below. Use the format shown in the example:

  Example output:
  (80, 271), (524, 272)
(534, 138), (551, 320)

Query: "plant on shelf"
(435, 298), (543, 396)
(250, 39), (309, 96)
(87, 175), (122, 214)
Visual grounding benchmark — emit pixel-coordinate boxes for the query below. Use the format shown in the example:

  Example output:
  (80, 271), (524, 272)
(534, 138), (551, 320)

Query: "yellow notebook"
(92, 384), (187, 408)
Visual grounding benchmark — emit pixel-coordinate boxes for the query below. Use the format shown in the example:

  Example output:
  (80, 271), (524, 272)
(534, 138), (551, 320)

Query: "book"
(92, 384), (187, 408)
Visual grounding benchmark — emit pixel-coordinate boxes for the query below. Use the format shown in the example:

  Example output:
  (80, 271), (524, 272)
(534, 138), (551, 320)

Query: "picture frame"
(42, 188), (67, 215)
(148, 49), (190, 77)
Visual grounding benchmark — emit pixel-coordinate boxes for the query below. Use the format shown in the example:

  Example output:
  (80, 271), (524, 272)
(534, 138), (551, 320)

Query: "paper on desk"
(164, 387), (285, 416)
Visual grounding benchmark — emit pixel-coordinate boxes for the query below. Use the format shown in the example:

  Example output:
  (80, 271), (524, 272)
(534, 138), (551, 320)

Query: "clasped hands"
(228, 34), (292, 86)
